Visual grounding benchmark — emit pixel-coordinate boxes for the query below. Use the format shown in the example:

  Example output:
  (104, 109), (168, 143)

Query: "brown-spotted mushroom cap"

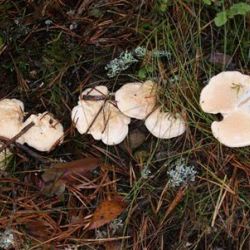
(71, 86), (108, 135)
(115, 80), (157, 120)
(200, 71), (250, 114)
(145, 108), (186, 139)
(211, 110), (250, 147)
(0, 98), (25, 141)
(21, 112), (64, 152)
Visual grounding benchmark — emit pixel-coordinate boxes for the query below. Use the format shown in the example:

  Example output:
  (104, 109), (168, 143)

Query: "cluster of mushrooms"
(0, 99), (63, 152)
(200, 71), (250, 147)
(0, 71), (249, 155)
(71, 80), (186, 145)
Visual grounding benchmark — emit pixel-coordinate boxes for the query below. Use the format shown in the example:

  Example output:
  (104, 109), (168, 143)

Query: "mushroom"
(200, 71), (250, 147)
(71, 86), (108, 135)
(71, 86), (130, 145)
(200, 71), (250, 114)
(145, 108), (186, 139)
(100, 102), (131, 145)
(115, 80), (157, 119)
(211, 110), (250, 147)
(0, 98), (25, 141)
(21, 112), (64, 152)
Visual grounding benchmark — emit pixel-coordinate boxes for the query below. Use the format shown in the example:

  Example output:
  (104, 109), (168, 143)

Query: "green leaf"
(214, 11), (228, 27)
(227, 2), (250, 18)
(137, 68), (147, 80)
(203, 0), (212, 5)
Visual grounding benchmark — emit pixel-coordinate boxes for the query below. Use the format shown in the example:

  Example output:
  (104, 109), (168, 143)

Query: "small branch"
(81, 95), (107, 101)
(85, 101), (106, 134)
(0, 122), (35, 153)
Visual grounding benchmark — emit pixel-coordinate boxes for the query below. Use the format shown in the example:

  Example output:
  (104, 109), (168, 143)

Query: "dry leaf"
(25, 219), (55, 241)
(41, 157), (101, 196)
(42, 157), (101, 183)
(89, 196), (126, 230)
(209, 52), (232, 66)
(103, 241), (122, 250)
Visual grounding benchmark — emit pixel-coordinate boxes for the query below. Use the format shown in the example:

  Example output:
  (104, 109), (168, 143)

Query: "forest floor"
(0, 0), (250, 249)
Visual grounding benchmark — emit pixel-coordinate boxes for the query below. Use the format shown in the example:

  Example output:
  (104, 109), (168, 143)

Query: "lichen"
(0, 229), (15, 249)
(167, 159), (197, 187)
(105, 46), (171, 78)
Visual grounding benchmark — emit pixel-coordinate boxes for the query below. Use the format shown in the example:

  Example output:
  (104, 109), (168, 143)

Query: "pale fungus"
(200, 71), (250, 147)
(0, 98), (25, 141)
(115, 80), (157, 119)
(72, 86), (130, 145)
(21, 112), (64, 152)
(145, 108), (186, 139)
(71, 86), (108, 135)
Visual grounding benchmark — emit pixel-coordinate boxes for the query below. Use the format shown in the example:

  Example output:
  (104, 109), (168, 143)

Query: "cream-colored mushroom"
(145, 108), (186, 139)
(211, 110), (250, 147)
(115, 80), (157, 119)
(71, 86), (108, 135)
(21, 112), (64, 152)
(200, 71), (250, 147)
(100, 102), (131, 145)
(200, 71), (250, 114)
(0, 98), (25, 141)
(72, 86), (130, 145)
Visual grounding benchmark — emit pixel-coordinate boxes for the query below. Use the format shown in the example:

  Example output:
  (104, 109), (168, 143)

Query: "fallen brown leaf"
(103, 241), (122, 250)
(42, 157), (101, 196)
(209, 52), (232, 66)
(88, 196), (126, 230)
(25, 219), (56, 241)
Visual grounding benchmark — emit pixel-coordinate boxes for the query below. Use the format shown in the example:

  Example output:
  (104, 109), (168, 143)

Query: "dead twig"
(0, 122), (35, 153)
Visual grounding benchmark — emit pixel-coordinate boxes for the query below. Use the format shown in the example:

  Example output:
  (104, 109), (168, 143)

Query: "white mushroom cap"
(200, 71), (250, 147)
(145, 108), (186, 139)
(71, 86), (108, 134)
(211, 110), (250, 147)
(71, 86), (130, 145)
(0, 98), (25, 141)
(21, 112), (64, 152)
(115, 80), (157, 120)
(200, 71), (250, 114)
(101, 102), (130, 145)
